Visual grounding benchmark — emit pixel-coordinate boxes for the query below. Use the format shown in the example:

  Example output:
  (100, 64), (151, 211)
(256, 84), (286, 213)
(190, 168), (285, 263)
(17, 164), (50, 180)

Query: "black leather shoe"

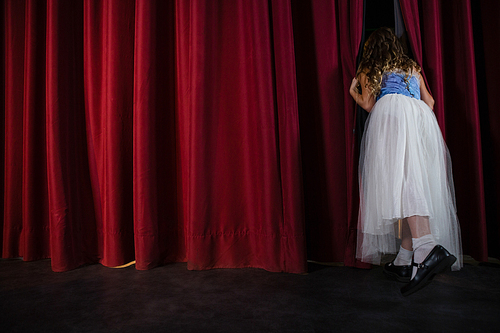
(383, 261), (411, 282)
(401, 245), (457, 296)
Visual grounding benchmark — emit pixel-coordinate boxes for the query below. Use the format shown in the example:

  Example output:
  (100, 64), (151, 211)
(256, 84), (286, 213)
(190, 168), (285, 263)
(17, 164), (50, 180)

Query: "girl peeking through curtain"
(349, 27), (462, 296)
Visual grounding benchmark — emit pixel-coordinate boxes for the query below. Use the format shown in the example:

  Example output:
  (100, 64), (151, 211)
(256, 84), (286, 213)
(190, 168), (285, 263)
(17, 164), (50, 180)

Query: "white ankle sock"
(394, 246), (413, 266)
(411, 234), (437, 278)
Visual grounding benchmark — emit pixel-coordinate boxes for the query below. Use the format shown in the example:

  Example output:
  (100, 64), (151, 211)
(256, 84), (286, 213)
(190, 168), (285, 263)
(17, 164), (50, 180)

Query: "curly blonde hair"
(356, 27), (421, 97)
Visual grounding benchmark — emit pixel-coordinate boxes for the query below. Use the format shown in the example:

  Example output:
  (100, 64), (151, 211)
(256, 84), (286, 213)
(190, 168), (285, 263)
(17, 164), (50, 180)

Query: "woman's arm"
(417, 72), (435, 109)
(349, 72), (376, 112)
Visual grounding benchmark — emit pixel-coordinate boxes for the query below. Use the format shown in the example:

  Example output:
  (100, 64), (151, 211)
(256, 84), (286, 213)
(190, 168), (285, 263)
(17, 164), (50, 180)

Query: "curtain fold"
(46, 0), (95, 271)
(338, 0), (366, 268)
(400, 0), (488, 261)
(3, 0), (25, 258)
(23, 0), (50, 261)
(133, 0), (160, 271)
(474, 0), (500, 259)
(269, 0), (307, 272)
(84, 0), (136, 267)
(133, 0), (181, 270)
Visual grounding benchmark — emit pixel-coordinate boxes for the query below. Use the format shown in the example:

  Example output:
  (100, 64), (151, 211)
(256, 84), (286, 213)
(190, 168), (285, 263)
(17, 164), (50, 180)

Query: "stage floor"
(1, 258), (499, 332)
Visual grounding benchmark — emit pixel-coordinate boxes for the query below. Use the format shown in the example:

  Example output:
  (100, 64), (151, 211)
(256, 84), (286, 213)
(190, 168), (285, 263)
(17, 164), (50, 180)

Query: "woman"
(349, 27), (462, 296)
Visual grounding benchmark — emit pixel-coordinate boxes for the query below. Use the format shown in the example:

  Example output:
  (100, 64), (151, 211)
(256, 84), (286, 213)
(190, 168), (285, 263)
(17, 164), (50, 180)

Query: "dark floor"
(1, 259), (499, 333)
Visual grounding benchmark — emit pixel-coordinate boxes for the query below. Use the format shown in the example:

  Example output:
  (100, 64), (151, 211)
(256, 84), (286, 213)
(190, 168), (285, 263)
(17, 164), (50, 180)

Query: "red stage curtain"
(2, 0), (308, 273)
(2, 0), (498, 272)
(291, 0), (366, 267)
(4, 0), (52, 263)
(133, 0), (181, 270)
(84, 0), (137, 269)
(175, 0), (306, 273)
(3, 0), (25, 259)
(474, 0), (500, 258)
(400, 0), (488, 261)
(46, 0), (96, 270)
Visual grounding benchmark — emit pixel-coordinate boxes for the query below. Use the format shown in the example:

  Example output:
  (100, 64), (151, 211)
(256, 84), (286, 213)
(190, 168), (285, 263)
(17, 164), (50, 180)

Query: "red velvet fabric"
(46, 0), (95, 271)
(4, 0), (52, 264)
(175, 0), (305, 273)
(133, 0), (181, 270)
(476, 0), (500, 258)
(3, 0), (25, 259)
(84, 0), (136, 268)
(3, 0), (309, 273)
(291, 0), (366, 267)
(400, 0), (488, 261)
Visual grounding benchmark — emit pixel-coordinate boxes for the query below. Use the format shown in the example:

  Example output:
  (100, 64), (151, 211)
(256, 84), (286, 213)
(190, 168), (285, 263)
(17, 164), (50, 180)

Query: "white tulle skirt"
(356, 94), (462, 270)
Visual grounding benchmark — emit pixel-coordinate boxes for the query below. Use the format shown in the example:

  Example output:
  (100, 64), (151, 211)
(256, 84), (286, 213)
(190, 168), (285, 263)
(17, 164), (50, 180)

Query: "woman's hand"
(349, 77), (359, 96)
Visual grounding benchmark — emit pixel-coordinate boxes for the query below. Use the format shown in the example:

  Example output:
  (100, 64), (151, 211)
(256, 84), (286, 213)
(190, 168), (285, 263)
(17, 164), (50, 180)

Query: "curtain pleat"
(338, 0), (366, 268)
(23, 0), (50, 261)
(46, 0), (94, 271)
(270, 0), (307, 272)
(476, 0), (500, 259)
(133, 0), (181, 270)
(84, 0), (136, 267)
(3, 0), (25, 258)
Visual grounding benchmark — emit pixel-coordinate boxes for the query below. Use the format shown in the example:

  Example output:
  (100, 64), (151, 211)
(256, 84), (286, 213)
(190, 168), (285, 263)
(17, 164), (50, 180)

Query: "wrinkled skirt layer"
(357, 94), (462, 270)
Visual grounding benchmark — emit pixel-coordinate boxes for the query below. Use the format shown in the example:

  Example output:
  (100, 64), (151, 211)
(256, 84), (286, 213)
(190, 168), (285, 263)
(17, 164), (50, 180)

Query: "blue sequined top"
(377, 72), (421, 101)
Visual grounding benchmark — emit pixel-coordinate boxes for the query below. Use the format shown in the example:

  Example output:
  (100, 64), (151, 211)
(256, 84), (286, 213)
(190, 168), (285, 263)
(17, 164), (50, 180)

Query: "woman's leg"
(401, 215), (457, 296)
(393, 218), (413, 266)
(406, 215), (437, 277)
(406, 215), (431, 238)
(400, 218), (412, 251)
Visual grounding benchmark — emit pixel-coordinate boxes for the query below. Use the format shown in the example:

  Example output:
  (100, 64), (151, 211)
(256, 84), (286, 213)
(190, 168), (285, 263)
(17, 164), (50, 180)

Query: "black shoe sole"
(383, 269), (411, 283)
(401, 254), (456, 296)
